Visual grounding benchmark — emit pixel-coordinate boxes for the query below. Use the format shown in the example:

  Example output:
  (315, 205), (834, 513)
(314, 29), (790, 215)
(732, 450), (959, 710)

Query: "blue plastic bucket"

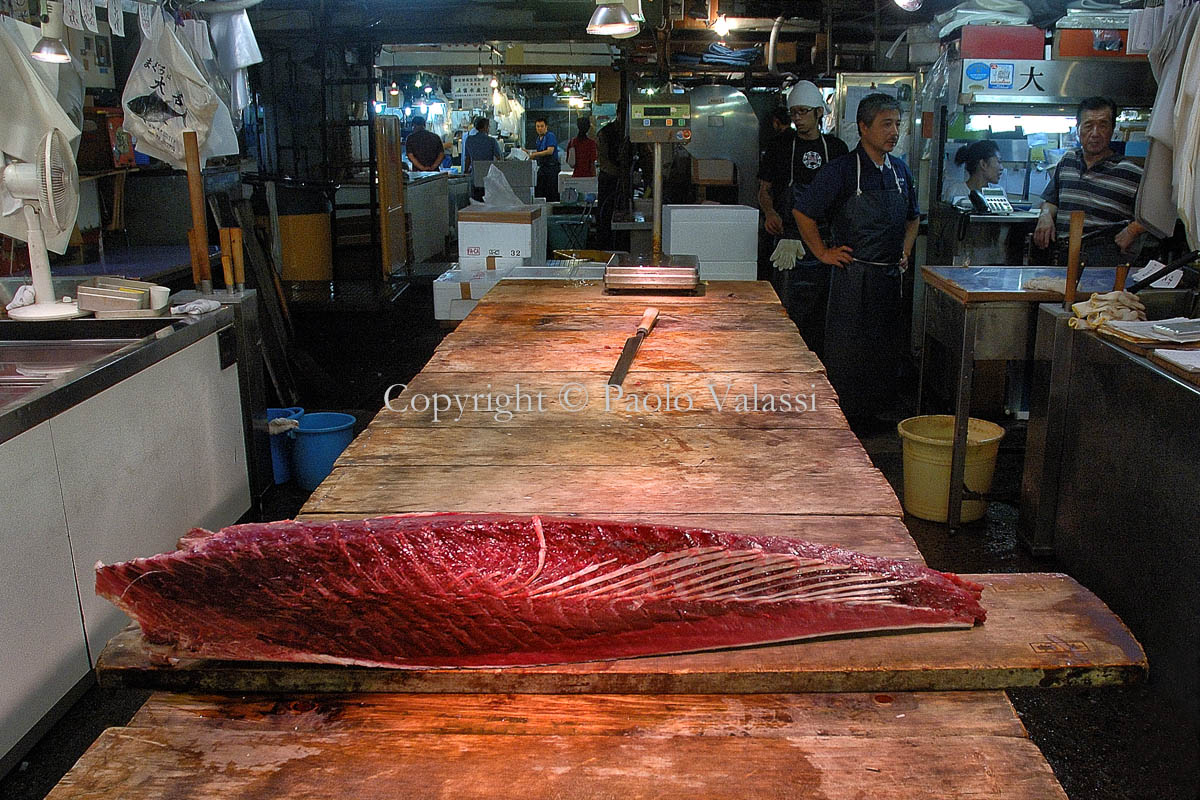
(291, 412), (356, 492)
(267, 407), (304, 484)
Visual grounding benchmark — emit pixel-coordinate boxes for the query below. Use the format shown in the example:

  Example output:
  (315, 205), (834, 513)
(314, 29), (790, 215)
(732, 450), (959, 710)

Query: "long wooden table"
(60, 280), (1144, 798)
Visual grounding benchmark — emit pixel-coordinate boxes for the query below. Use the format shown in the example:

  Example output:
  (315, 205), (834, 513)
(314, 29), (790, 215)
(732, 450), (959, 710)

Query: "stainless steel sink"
(0, 338), (142, 412)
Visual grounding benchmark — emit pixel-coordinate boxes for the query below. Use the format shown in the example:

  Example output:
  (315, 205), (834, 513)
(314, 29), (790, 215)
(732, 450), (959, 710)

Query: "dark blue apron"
(773, 135), (831, 356)
(822, 153), (907, 419)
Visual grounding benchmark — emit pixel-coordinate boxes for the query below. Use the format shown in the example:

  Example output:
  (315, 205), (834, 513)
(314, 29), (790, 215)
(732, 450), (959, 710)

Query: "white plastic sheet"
(473, 164), (524, 208)
(0, 16), (82, 254)
(205, 10), (261, 114)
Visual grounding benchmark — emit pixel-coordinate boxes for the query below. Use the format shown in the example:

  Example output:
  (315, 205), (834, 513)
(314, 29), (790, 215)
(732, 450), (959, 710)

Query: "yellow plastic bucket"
(896, 415), (1006, 523)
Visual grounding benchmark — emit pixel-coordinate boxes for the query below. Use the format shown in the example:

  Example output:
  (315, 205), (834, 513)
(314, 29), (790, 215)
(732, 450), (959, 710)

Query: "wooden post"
(219, 228), (235, 292)
(183, 130), (210, 291)
(1063, 210), (1085, 308)
(230, 227), (246, 292)
(1114, 264), (1130, 292)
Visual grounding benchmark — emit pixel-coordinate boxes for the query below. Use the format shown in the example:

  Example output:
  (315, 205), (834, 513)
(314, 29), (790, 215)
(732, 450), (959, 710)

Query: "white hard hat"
(787, 81), (825, 112)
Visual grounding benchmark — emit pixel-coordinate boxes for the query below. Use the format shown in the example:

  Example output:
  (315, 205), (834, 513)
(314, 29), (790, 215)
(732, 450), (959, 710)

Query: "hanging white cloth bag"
(121, 8), (219, 169)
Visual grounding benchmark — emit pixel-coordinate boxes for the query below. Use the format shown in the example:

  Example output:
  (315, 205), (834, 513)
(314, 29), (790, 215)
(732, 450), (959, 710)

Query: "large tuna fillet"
(96, 513), (986, 668)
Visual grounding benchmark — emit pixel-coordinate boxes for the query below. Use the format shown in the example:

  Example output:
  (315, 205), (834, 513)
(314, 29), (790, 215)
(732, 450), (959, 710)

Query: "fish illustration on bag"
(126, 92), (187, 126)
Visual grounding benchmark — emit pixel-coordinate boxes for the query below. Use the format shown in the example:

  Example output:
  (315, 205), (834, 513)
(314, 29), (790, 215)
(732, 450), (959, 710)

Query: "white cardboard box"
(433, 263), (514, 321)
(663, 204), (757, 264)
(457, 204), (547, 265)
(699, 261), (758, 281)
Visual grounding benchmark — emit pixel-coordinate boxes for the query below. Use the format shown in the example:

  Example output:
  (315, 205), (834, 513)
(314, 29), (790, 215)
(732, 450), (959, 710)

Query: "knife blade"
(608, 307), (659, 387)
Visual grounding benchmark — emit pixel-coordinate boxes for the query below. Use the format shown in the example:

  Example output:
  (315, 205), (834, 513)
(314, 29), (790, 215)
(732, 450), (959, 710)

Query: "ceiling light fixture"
(712, 14), (730, 38)
(389, 81), (399, 96)
(893, 0), (923, 9)
(31, 0), (71, 64)
(490, 76), (499, 89)
(587, 0), (638, 36)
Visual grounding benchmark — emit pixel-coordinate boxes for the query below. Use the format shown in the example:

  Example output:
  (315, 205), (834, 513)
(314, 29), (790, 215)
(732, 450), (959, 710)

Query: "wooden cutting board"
(45, 690), (1068, 800)
(96, 572), (1145, 695)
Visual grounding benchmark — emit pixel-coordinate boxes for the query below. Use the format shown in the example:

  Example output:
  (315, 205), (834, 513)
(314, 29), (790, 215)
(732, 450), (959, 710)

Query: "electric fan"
(3, 127), (82, 320)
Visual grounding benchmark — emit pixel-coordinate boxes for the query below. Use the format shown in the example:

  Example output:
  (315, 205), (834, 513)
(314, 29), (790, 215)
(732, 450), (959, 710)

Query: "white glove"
(770, 238), (806, 270)
(5, 285), (35, 312)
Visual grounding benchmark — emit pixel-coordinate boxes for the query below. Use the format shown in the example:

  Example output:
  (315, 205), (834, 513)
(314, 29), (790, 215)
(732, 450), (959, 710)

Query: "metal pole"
(873, 0), (881, 68)
(652, 141), (663, 258)
(824, 1), (834, 75)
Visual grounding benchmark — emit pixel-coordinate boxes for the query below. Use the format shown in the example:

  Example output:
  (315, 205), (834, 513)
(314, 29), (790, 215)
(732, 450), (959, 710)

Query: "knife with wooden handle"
(608, 307), (659, 387)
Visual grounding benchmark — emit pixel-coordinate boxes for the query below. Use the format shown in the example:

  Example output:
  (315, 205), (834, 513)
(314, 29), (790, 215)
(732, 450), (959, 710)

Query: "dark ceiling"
(250, 0), (1078, 52)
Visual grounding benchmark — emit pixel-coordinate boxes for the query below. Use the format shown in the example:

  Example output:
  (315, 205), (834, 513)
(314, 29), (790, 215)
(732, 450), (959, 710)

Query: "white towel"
(170, 299), (223, 315)
(5, 284), (35, 312)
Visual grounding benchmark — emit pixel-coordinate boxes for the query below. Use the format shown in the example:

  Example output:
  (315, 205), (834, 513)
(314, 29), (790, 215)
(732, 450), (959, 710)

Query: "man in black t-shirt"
(405, 117), (446, 172)
(756, 81), (848, 356)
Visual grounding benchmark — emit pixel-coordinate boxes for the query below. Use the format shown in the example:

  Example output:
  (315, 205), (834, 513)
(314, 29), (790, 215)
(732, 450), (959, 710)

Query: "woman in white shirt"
(943, 140), (1003, 205)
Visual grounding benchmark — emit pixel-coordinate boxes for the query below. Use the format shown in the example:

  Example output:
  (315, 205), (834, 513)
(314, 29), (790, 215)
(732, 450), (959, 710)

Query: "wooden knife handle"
(1114, 264), (1129, 292)
(1064, 210), (1085, 308)
(637, 307), (659, 336)
(230, 228), (246, 286)
(219, 228), (234, 290)
(184, 130), (210, 282)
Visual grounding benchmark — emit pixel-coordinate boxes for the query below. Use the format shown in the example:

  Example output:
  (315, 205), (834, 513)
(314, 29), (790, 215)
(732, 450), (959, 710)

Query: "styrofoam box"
(558, 173), (599, 198)
(457, 204), (548, 264)
(459, 255), (525, 271)
(503, 264), (607, 280)
(433, 264), (514, 321)
(699, 261), (757, 281)
(663, 205), (757, 264)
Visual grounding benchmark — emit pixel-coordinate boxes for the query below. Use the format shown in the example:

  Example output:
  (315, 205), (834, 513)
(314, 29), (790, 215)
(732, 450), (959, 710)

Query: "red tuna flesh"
(95, 513), (986, 668)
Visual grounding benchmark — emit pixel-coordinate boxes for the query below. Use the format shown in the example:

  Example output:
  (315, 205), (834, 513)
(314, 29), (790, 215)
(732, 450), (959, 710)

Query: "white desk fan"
(3, 127), (82, 320)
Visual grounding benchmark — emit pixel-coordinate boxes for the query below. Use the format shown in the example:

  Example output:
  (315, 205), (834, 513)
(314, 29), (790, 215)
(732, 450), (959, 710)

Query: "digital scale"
(628, 95), (693, 144)
(603, 253), (701, 293)
(603, 86), (701, 293)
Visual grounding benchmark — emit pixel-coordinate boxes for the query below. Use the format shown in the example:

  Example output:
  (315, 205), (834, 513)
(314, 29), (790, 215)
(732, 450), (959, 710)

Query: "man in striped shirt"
(1033, 96), (1147, 267)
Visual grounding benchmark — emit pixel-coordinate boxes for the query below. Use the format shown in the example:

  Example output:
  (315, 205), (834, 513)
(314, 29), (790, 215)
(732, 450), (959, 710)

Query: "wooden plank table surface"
(67, 280), (1142, 799)
(45, 691), (1069, 800)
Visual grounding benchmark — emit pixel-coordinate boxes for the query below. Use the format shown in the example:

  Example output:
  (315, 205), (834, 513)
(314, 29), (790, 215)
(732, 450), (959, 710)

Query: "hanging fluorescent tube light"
(31, 0), (71, 64)
(587, 0), (638, 36)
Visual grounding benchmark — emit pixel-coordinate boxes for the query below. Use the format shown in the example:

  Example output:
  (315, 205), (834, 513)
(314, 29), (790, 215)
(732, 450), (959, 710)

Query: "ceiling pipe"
(185, 0), (265, 13)
(767, 15), (784, 74)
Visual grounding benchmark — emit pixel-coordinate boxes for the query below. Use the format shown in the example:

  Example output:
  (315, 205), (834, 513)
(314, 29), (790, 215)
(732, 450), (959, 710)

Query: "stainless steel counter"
(1050, 331), (1200, 731)
(0, 305), (251, 776)
(0, 309), (235, 447)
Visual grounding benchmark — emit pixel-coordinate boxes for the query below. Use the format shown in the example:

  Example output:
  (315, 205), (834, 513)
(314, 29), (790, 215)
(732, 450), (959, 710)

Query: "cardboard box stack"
(435, 204), (549, 321)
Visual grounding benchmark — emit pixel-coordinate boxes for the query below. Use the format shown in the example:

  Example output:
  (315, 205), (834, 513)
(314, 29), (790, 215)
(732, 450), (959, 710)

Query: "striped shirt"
(1043, 149), (1143, 240)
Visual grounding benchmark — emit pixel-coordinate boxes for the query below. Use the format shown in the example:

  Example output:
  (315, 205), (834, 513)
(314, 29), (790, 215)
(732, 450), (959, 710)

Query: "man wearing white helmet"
(757, 80), (847, 357)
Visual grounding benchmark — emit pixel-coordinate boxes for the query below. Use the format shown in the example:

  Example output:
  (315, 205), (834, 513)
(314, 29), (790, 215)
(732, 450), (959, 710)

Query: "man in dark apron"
(757, 82), (849, 357)
(793, 93), (920, 427)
